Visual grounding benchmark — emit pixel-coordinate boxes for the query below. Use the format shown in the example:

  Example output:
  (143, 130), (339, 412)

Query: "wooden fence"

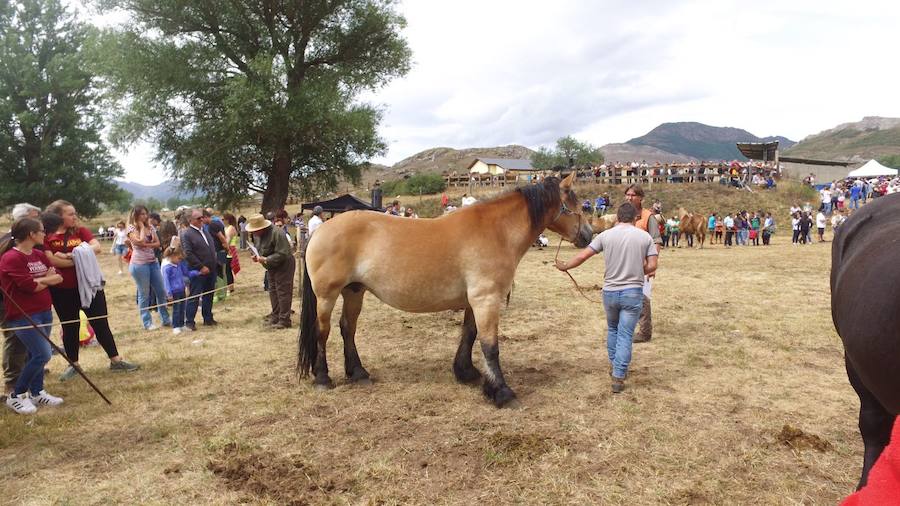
(444, 164), (778, 189)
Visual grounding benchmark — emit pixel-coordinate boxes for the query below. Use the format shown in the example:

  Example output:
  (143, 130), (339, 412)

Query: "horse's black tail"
(297, 262), (318, 379)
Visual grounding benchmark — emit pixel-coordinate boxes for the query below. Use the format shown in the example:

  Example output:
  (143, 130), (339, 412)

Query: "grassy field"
(0, 183), (859, 504)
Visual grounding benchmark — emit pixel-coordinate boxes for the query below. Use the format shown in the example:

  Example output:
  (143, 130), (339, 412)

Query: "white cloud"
(107, 0), (900, 183)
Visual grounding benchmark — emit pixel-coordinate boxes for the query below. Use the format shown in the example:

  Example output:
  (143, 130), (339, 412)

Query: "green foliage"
(379, 173), (446, 197)
(166, 196), (195, 210)
(109, 191), (134, 213)
(878, 155), (900, 169)
(0, 0), (127, 218)
(133, 197), (163, 213)
(380, 179), (404, 197)
(532, 136), (604, 170)
(95, 0), (412, 212)
(404, 173), (446, 195)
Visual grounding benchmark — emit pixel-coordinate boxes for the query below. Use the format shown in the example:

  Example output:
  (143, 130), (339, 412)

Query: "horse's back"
(304, 210), (477, 312)
(832, 194), (900, 413)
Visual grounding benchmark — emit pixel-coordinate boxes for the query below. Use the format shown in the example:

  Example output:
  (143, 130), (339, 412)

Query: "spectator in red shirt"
(43, 200), (139, 381)
(0, 218), (65, 414)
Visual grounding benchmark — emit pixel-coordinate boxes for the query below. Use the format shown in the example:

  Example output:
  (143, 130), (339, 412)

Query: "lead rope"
(554, 237), (604, 304)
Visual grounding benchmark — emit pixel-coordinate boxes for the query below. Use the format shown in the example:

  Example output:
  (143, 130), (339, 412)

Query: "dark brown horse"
(298, 173), (593, 407)
(832, 193), (900, 489)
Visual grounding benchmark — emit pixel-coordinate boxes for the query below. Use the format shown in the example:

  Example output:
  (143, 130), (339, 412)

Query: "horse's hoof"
(484, 383), (517, 408)
(313, 381), (334, 391)
(353, 378), (373, 386)
(502, 398), (522, 410)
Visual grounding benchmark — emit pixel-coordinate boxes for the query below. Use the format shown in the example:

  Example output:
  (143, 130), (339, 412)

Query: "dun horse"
(588, 213), (617, 235)
(832, 193), (900, 489)
(677, 208), (706, 249)
(298, 173), (593, 407)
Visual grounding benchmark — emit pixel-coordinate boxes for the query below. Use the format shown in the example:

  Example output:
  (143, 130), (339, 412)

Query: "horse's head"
(547, 172), (593, 248)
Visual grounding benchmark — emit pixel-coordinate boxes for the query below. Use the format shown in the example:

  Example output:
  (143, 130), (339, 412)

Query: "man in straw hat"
(247, 214), (296, 329)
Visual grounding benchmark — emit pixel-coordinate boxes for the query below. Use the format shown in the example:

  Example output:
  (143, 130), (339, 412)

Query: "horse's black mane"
(515, 177), (562, 231)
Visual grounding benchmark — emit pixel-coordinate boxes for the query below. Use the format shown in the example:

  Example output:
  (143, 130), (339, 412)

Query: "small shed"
(301, 194), (380, 214)
(467, 158), (537, 176)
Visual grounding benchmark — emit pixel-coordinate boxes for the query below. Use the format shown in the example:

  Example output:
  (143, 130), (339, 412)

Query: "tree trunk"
(261, 141), (291, 213)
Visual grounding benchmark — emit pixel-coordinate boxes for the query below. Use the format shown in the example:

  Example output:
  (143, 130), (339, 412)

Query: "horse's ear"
(561, 171), (575, 189)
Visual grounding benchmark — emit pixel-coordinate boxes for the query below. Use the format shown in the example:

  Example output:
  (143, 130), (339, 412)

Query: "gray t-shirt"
(588, 224), (658, 291)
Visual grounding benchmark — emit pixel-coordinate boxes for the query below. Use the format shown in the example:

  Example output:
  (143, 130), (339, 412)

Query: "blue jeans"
(850, 196), (859, 209)
(170, 290), (186, 328)
(602, 288), (644, 379)
(187, 272), (216, 325)
(130, 262), (171, 328)
(8, 310), (53, 395)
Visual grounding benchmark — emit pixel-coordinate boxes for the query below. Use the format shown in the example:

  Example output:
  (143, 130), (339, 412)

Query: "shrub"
(380, 179), (406, 197)
(405, 173), (446, 195)
(379, 173), (446, 197)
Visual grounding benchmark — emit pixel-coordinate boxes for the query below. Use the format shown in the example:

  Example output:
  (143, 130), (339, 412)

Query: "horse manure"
(775, 424), (832, 452)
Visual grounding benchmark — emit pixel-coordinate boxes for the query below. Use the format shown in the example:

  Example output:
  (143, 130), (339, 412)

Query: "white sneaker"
(181, 326), (193, 332)
(146, 324), (160, 331)
(31, 390), (63, 407)
(173, 327), (183, 335)
(6, 393), (37, 414)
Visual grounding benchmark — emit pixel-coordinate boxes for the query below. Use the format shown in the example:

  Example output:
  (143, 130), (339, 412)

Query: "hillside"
(626, 122), (795, 161)
(407, 177), (815, 220)
(388, 145), (535, 176)
(116, 180), (201, 201)
(784, 116), (900, 162)
(599, 142), (693, 164)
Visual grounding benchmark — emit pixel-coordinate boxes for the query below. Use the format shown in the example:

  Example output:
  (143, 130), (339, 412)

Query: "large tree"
(96, 0), (411, 212)
(0, 0), (127, 217)
(532, 135), (604, 171)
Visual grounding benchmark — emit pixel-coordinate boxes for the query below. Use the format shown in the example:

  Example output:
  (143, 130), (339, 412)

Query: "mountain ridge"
(625, 122), (796, 161)
(784, 116), (900, 162)
(116, 180), (200, 202)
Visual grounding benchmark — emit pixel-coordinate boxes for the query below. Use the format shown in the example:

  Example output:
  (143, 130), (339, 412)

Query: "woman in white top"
(127, 205), (171, 330)
(112, 221), (128, 275)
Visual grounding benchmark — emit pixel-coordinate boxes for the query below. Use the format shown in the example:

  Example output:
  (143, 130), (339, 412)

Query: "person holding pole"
(2, 203), (41, 396)
(0, 218), (65, 414)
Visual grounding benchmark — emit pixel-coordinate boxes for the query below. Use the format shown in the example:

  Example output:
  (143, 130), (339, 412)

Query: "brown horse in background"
(298, 173), (593, 407)
(677, 208), (706, 249)
(832, 193), (900, 489)
(588, 213), (617, 235)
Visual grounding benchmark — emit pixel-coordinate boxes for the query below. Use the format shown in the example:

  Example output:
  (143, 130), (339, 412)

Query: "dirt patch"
(775, 425), (833, 452)
(668, 487), (713, 505)
(163, 463), (183, 475)
(207, 444), (354, 505)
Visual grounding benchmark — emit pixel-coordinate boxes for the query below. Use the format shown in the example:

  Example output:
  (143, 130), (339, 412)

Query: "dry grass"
(0, 193), (859, 505)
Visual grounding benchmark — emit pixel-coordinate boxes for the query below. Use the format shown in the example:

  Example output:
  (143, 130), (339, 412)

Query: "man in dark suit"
(180, 208), (218, 330)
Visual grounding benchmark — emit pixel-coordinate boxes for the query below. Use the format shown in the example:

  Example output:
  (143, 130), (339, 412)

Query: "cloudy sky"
(113, 0), (900, 184)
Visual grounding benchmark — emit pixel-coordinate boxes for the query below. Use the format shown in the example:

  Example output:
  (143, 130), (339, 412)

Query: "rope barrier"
(2, 281), (234, 333)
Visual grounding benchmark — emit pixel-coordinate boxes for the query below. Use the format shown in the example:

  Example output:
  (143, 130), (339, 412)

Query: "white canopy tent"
(847, 159), (898, 178)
